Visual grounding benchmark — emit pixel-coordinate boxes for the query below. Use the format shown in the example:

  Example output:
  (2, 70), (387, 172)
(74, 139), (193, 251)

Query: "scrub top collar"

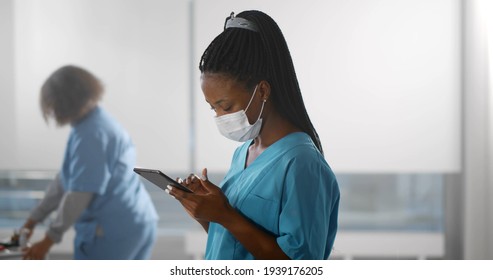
(243, 131), (311, 170)
(71, 106), (100, 127)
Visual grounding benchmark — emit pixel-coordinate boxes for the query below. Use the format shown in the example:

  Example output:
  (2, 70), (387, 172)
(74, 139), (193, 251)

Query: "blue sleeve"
(276, 153), (339, 260)
(63, 130), (111, 194)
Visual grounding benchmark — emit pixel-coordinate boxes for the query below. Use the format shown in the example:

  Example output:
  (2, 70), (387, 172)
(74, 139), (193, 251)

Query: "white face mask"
(214, 85), (265, 142)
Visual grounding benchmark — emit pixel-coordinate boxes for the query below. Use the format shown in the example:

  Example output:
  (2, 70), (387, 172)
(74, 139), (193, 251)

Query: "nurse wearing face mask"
(167, 11), (340, 260)
(214, 84), (265, 142)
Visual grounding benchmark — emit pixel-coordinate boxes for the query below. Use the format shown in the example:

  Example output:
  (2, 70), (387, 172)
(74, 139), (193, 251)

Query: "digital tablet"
(133, 167), (193, 193)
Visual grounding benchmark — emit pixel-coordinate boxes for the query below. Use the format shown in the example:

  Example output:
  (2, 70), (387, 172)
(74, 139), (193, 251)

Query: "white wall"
(8, 0), (190, 172)
(1, 0), (460, 174)
(0, 0), (468, 260)
(194, 0), (461, 173)
(0, 0), (16, 169)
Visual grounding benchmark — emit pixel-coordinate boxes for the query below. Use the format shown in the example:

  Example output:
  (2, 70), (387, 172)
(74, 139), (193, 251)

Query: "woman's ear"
(258, 80), (271, 102)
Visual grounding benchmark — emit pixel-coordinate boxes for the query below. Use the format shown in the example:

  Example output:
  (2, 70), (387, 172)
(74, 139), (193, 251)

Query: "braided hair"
(199, 10), (324, 155)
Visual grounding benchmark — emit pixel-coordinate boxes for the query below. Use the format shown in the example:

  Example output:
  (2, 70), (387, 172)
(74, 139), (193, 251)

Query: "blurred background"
(1, 0), (492, 259)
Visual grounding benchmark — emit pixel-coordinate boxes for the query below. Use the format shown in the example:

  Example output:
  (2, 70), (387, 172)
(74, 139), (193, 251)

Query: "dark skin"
(19, 219), (54, 260)
(168, 73), (301, 260)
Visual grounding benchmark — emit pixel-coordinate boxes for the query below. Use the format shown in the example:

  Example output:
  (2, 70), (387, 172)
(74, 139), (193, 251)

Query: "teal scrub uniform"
(205, 132), (340, 260)
(60, 106), (159, 260)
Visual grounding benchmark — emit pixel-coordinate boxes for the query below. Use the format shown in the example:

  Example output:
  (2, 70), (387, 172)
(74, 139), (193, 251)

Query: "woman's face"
(200, 73), (263, 122)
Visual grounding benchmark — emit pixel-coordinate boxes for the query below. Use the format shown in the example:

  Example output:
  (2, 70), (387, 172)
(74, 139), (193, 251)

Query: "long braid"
(199, 10), (324, 155)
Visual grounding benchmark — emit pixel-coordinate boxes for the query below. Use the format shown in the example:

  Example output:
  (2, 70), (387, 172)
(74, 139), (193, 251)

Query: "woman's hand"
(179, 172), (207, 195)
(171, 169), (289, 259)
(23, 235), (54, 260)
(19, 219), (37, 240)
(169, 168), (233, 225)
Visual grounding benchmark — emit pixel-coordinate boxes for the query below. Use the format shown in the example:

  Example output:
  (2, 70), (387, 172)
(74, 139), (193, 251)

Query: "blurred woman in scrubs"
(20, 65), (158, 260)
(167, 11), (340, 260)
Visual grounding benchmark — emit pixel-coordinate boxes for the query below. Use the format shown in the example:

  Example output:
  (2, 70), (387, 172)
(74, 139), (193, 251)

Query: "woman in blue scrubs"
(168, 11), (340, 259)
(20, 65), (158, 260)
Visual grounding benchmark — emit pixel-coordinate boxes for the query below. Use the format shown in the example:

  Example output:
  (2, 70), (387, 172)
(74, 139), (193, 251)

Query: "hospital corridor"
(1, 0), (493, 263)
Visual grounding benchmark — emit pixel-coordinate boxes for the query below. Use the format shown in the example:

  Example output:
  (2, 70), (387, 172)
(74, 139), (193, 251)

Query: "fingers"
(166, 185), (192, 201)
(201, 168), (208, 181)
(165, 185), (178, 199)
(166, 185), (202, 219)
(23, 247), (37, 260)
(183, 174), (202, 193)
(185, 173), (200, 185)
(167, 168), (215, 198)
(199, 168), (219, 192)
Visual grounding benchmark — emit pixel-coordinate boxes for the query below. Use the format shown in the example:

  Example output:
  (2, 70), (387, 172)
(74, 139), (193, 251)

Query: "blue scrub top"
(205, 132), (340, 260)
(60, 106), (158, 248)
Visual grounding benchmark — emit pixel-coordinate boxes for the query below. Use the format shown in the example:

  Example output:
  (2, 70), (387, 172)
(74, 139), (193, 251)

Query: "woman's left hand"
(23, 236), (53, 260)
(168, 168), (233, 224)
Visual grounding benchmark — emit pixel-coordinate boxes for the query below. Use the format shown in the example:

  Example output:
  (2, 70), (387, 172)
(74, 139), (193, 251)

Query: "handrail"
(0, 170), (57, 180)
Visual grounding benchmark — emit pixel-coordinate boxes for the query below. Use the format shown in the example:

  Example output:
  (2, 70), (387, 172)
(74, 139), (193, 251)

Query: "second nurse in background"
(21, 65), (158, 260)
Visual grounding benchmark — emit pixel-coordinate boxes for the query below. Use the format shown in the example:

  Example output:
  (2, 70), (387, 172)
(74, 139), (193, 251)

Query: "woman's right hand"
(173, 169), (215, 231)
(21, 219), (36, 240)
(170, 168), (234, 225)
(22, 235), (54, 260)
(179, 172), (208, 195)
